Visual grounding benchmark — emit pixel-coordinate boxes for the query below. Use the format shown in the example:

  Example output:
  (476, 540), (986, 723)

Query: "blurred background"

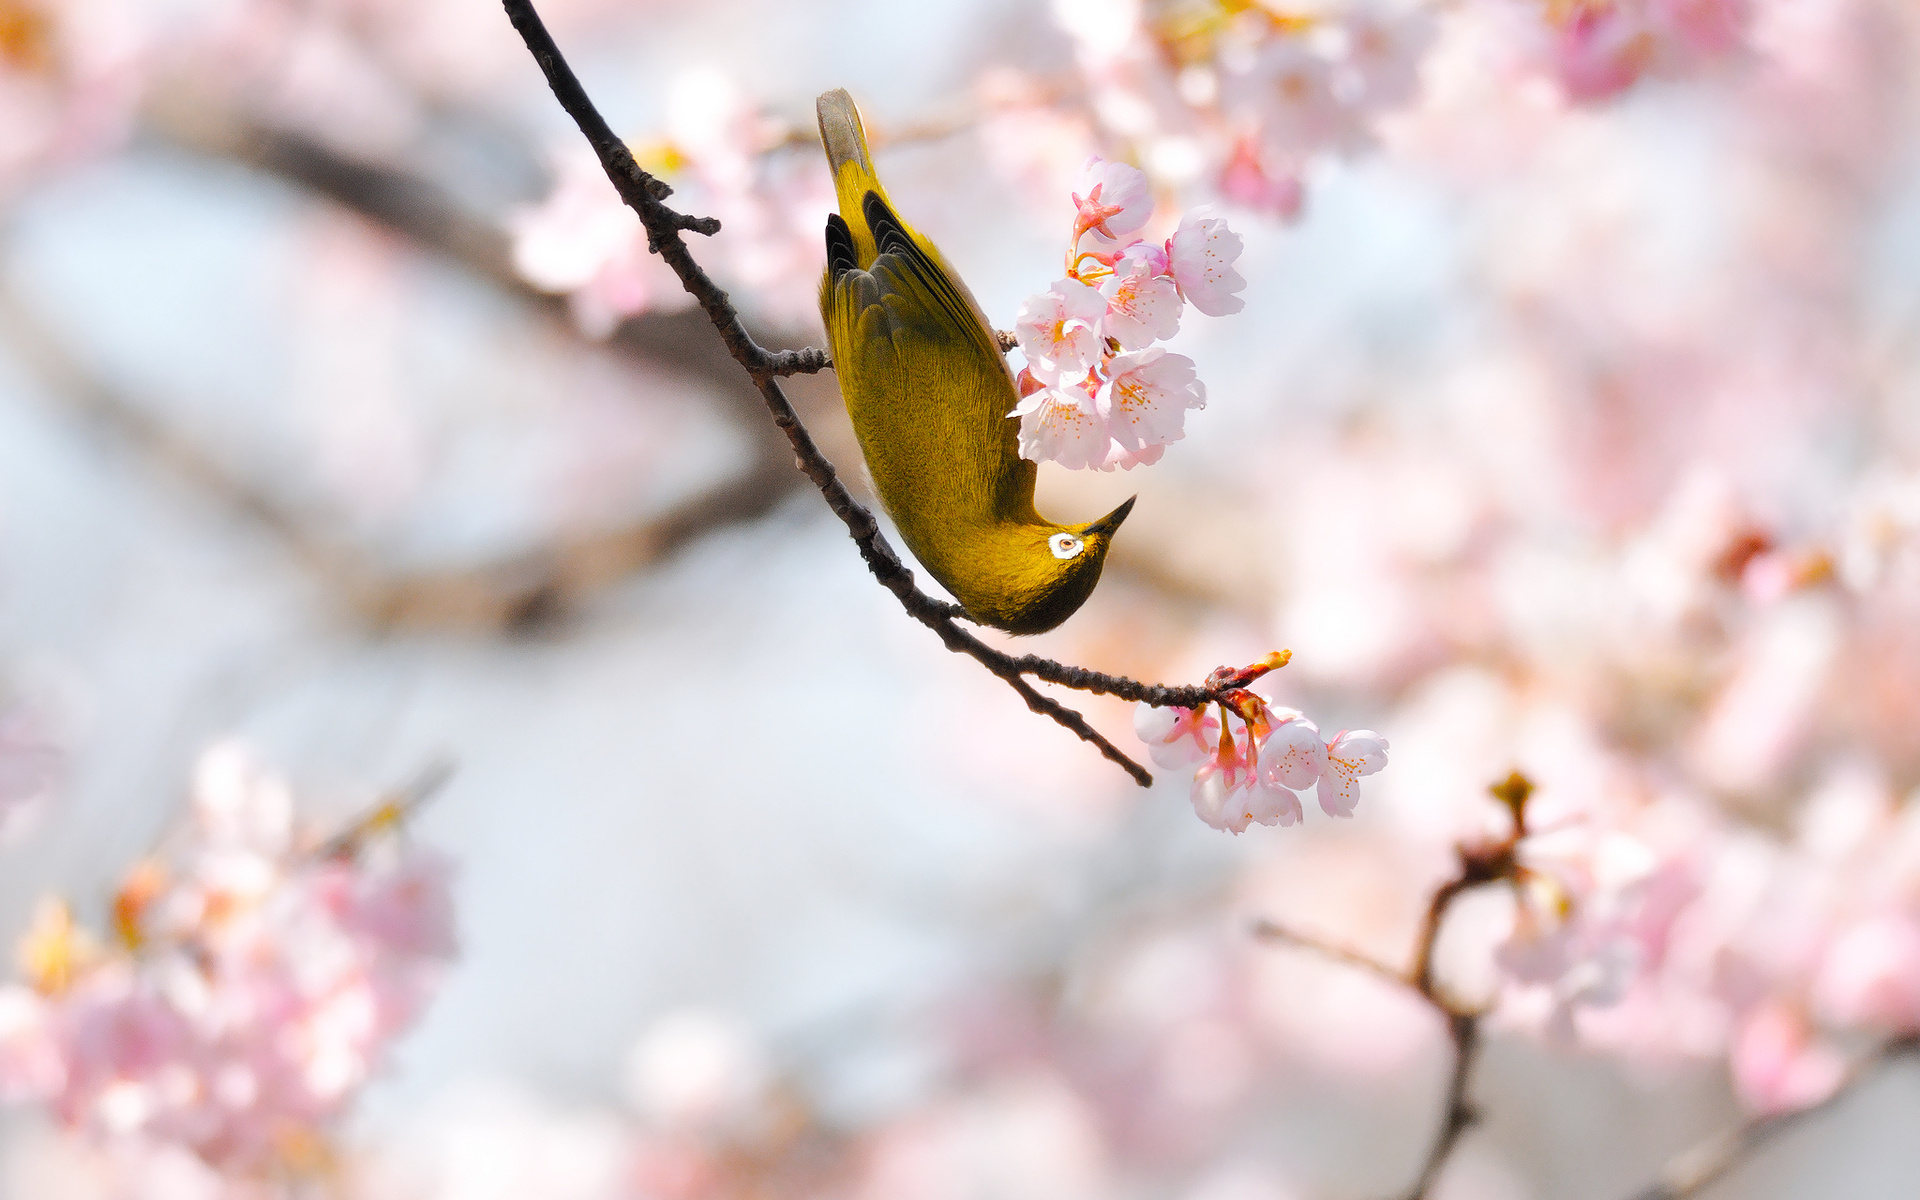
(3, 0), (1920, 1196)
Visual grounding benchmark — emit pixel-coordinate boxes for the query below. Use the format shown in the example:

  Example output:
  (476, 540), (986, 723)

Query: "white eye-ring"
(1049, 533), (1084, 561)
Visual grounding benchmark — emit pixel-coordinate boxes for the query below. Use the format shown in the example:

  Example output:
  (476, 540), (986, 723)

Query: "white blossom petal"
(1013, 382), (1110, 470)
(1014, 278), (1108, 378)
(1168, 209), (1247, 317)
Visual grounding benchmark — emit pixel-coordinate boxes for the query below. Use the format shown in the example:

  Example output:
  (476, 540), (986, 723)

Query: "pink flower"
(1137, 690), (1384, 834)
(1260, 713), (1327, 791)
(1554, 3), (1659, 102)
(509, 147), (692, 337)
(0, 986), (63, 1101)
(1243, 777), (1306, 828)
(5, 744), (459, 1173)
(1191, 760), (1251, 834)
(1133, 703), (1218, 770)
(1015, 278), (1108, 381)
(1813, 915), (1920, 1032)
(1341, 5), (1438, 111)
(1317, 730), (1388, 818)
(1218, 137), (1304, 220)
(1072, 156), (1152, 247)
(1730, 1003), (1845, 1115)
(1011, 379), (1110, 470)
(1099, 348), (1206, 469)
(1099, 246), (1183, 349)
(1167, 211), (1247, 317)
(1656, 0), (1747, 56)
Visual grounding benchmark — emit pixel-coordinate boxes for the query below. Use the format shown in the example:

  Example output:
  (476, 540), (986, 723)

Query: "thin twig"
(1626, 1035), (1920, 1200)
(501, 0), (1236, 785)
(1253, 828), (1515, 1200)
(1249, 919), (1410, 992)
(312, 758), (457, 861)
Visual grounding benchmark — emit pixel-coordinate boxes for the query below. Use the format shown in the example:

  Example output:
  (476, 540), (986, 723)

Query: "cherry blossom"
(1133, 701), (1219, 770)
(1317, 730), (1389, 819)
(1011, 377), (1110, 470)
(1099, 346), (1205, 470)
(1014, 277), (1109, 380)
(1729, 1002), (1846, 1115)
(1099, 245), (1183, 348)
(1132, 658), (1390, 835)
(1072, 154), (1153, 246)
(1167, 211), (1247, 317)
(1013, 159), (1242, 470)
(0, 742), (456, 1175)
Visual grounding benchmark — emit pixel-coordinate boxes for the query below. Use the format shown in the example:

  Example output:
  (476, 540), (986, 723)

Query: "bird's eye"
(1049, 533), (1084, 561)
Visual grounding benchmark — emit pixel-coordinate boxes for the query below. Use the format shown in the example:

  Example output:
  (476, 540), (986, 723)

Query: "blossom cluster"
(0, 742), (456, 1177)
(1010, 156), (1245, 471)
(1131, 656), (1388, 834)
(1542, 0), (1751, 102)
(1492, 763), (1920, 1116)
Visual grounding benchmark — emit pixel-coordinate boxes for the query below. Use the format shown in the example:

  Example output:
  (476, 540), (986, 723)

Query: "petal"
(1329, 730), (1390, 775)
(1015, 385), (1110, 470)
(1133, 702), (1183, 744)
(1263, 718), (1327, 790)
(1102, 349), (1205, 452)
(1168, 210), (1248, 317)
(1316, 762), (1361, 818)
(1191, 766), (1234, 832)
(1243, 778), (1304, 828)
(1076, 158), (1153, 240)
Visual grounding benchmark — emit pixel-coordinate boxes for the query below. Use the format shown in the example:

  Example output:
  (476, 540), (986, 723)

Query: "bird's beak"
(1083, 495), (1137, 538)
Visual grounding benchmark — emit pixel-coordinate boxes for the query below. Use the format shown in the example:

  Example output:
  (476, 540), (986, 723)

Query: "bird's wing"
(824, 192), (1039, 539)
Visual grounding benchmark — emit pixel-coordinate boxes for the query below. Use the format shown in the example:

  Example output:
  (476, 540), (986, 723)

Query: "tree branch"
(1253, 825), (1516, 1200)
(1626, 1035), (1920, 1200)
(501, 0), (1237, 785)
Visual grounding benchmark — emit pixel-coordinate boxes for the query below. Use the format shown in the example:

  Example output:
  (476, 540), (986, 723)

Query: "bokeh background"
(3, 0), (1920, 1196)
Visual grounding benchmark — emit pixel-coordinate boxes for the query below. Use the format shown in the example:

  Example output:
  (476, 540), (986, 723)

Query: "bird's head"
(971, 495), (1136, 636)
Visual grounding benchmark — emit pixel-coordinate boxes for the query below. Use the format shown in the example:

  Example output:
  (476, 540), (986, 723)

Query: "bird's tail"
(817, 89), (889, 262)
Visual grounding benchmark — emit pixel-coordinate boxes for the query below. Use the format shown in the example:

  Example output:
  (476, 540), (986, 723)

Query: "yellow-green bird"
(816, 89), (1134, 636)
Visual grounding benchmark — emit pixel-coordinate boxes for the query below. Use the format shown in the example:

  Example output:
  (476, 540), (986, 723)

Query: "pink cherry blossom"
(1554, 3), (1659, 103)
(1242, 777), (1306, 829)
(1133, 702), (1219, 770)
(1072, 156), (1153, 247)
(1260, 713), (1327, 791)
(1317, 730), (1389, 818)
(1813, 914), (1920, 1032)
(1217, 136), (1304, 219)
(1014, 278), (1108, 381)
(1191, 759), (1252, 835)
(0, 985), (63, 1101)
(1099, 347), (1205, 469)
(509, 146), (695, 337)
(1135, 681), (1383, 835)
(1729, 1003), (1846, 1115)
(1167, 212), (1247, 317)
(1099, 246), (1183, 349)
(1011, 378), (1110, 471)
(2, 743), (457, 1174)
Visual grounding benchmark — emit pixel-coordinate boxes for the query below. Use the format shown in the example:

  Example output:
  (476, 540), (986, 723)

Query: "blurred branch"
(1253, 779), (1530, 1200)
(0, 276), (793, 631)
(1625, 1035), (1920, 1200)
(503, 0), (1248, 787)
(312, 756), (456, 860)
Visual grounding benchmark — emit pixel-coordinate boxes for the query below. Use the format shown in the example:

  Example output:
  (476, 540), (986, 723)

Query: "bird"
(815, 88), (1134, 636)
